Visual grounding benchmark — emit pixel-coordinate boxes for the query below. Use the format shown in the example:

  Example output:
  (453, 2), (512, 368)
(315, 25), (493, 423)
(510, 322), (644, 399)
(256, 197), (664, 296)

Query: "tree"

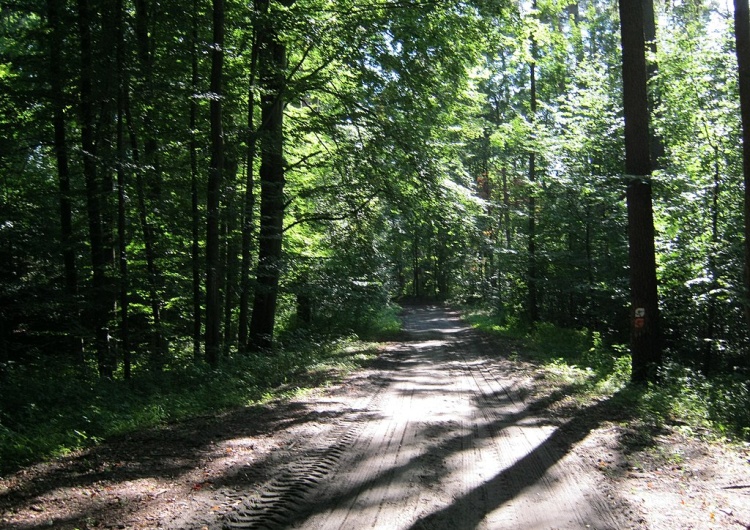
(735, 0), (750, 337)
(205, 0), (225, 366)
(527, 2), (539, 324)
(78, 0), (116, 378)
(238, 17), (261, 351)
(115, 0), (131, 379)
(190, 0), (203, 361)
(619, 0), (662, 383)
(131, 0), (167, 363)
(248, 0), (289, 350)
(47, 0), (83, 362)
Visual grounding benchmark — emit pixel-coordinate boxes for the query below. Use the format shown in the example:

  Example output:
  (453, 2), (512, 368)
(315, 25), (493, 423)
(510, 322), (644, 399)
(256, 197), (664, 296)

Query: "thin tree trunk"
(190, 0), (202, 362)
(124, 95), (164, 365)
(733, 0), (750, 335)
(47, 0), (83, 362)
(223, 163), (239, 350)
(134, 0), (160, 199)
(78, 0), (114, 378)
(585, 201), (594, 328)
(502, 164), (511, 248)
(220, 163), (239, 352)
(527, 34), (539, 324)
(133, 0), (165, 361)
(619, 0), (661, 383)
(703, 146), (721, 375)
(115, 0), (130, 379)
(412, 230), (420, 297)
(238, 26), (260, 351)
(48, 0), (77, 298)
(206, 0), (225, 365)
(218, 203), (228, 349)
(117, 136), (130, 380)
(249, 1), (287, 350)
(94, 2), (117, 277)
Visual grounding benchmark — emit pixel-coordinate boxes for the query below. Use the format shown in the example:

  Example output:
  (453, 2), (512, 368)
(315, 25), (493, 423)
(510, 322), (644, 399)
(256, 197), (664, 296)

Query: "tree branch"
(283, 190), (381, 232)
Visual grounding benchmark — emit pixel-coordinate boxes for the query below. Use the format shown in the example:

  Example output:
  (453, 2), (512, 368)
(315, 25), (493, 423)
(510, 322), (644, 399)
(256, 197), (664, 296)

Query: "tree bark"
(190, 0), (202, 362)
(702, 146), (721, 375)
(47, 0), (84, 362)
(206, 0), (225, 365)
(619, 0), (661, 383)
(48, 0), (77, 299)
(412, 230), (420, 297)
(78, 0), (114, 378)
(222, 161), (240, 350)
(133, 0), (165, 361)
(249, 1), (287, 350)
(124, 94), (164, 365)
(527, 28), (539, 324)
(115, 0), (131, 379)
(734, 0), (750, 336)
(502, 163), (511, 249)
(238, 25), (261, 351)
(642, 0), (664, 168)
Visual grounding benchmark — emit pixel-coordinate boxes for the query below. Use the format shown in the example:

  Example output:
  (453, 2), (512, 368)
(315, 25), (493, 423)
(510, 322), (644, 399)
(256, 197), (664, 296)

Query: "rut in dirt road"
(206, 306), (636, 530)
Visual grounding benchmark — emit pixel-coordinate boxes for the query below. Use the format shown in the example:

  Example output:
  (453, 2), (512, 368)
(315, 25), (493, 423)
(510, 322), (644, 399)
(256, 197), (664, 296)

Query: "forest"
(2, 0), (750, 472)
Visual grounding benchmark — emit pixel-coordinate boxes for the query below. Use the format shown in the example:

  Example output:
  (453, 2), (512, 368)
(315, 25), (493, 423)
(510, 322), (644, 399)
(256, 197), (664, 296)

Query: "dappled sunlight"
(277, 312), (624, 529)
(0, 308), (637, 529)
(287, 389), (614, 529)
(408, 339), (451, 349)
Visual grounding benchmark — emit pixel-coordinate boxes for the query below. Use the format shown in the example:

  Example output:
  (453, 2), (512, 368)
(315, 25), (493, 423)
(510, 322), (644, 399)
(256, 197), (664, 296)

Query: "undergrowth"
(0, 335), (379, 476)
(463, 309), (750, 443)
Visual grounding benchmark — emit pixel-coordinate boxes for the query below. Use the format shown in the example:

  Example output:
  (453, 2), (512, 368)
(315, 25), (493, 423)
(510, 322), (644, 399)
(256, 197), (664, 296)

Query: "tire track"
(202, 307), (633, 529)
(215, 376), (391, 530)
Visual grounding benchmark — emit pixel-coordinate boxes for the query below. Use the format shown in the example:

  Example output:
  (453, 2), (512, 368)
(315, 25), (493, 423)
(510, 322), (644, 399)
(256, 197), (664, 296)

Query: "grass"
(0, 334), (380, 476)
(5, 303), (747, 476)
(463, 308), (750, 444)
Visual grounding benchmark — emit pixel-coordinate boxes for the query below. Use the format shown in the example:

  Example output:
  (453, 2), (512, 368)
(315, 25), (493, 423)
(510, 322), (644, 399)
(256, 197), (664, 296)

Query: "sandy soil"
(1, 306), (749, 529)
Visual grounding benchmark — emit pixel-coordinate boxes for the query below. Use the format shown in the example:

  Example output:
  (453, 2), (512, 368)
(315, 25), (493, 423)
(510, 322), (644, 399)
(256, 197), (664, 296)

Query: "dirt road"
(173, 306), (636, 529)
(6, 306), (749, 529)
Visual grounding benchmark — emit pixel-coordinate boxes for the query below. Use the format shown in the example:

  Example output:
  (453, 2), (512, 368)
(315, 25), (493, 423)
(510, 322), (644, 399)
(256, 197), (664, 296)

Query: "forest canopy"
(2, 0), (750, 462)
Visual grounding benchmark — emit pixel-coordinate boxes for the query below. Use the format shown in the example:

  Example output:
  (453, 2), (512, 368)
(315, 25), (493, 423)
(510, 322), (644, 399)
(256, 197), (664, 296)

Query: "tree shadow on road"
(272, 355), (640, 529)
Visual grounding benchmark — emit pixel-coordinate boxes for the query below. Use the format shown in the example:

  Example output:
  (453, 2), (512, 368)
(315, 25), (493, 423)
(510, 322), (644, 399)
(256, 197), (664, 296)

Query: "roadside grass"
(0, 333), (381, 476)
(463, 309), (750, 444)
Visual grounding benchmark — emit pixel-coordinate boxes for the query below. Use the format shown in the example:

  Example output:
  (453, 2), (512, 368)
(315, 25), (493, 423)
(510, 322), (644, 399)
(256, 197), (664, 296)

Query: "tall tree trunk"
(47, 0), (83, 362)
(502, 163), (511, 249)
(218, 201), (228, 349)
(223, 162), (239, 350)
(124, 95), (164, 365)
(619, 0), (661, 383)
(412, 230), (420, 297)
(734, 0), (750, 336)
(134, 0), (160, 199)
(133, 0), (165, 360)
(642, 0), (664, 168)
(584, 201), (595, 328)
(115, 0), (130, 379)
(238, 26), (260, 351)
(190, 0), (202, 362)
(95, 3), (117, 277)
(703, 146), (721, 375)
(117, 119), (130, 381)
(206, 0), (225, 365)
(527, 33), (539, 324)
(78, 0), (114, 378)
(48, 0), (77, 298)
(249, 1), (287, 350)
